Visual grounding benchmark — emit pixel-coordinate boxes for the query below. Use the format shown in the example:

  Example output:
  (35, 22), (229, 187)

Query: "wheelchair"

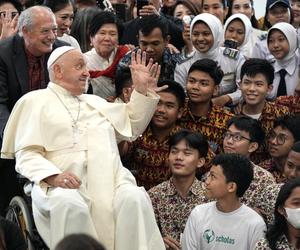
(5, 178), (48, 250)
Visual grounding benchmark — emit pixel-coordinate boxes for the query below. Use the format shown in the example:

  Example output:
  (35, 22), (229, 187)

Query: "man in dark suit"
(0, 5), (68, 215)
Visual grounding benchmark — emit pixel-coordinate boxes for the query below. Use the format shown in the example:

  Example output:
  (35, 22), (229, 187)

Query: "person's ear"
(197, 157), (206, 169)
(53, 64), (63, 79)
(213, 85), (219, 97)
(227, 181), (237, 194)
(164, 35), (171, 47)
(278, 206), (287, 218)
(267, 84), (273, 93)
(177, 107), (183, 119)
(248, 142), (258, 153)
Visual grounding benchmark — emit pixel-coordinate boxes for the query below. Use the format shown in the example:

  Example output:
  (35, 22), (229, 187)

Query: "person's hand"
(212, 95), (232, 107)
(166, 43), (179, 54)
(139, 5), (160, 16)
(163, 236), (181, 250)
(129, 49), (167, 95)
(182, 24), (193, 55)
(43, 172), (82, 189)
(0, 10), (18, 40)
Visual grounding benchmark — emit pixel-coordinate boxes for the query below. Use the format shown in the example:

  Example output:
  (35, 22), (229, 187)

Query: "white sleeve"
(181, 208), (199, 250)
(249, 219), (267, 250)
(174, 63), (187, 89)
(15, 146), (62, 184)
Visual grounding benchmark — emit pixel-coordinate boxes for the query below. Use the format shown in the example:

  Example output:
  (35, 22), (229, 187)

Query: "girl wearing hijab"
(267, 22), (299, 99)
(224, 13), (253, 58)
(174, 13), (245, 106)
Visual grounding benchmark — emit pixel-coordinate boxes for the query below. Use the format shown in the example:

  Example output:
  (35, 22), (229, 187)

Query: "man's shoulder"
(148, 180), (171, 196)
(240, 205), (266, 225)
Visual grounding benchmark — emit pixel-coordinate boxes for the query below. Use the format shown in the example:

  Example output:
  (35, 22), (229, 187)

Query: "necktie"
(277, 69), (287, 97)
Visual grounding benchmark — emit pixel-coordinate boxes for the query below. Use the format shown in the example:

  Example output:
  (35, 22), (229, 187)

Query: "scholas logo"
(203, 229), (235, 245)
(203, 229), (215, 244)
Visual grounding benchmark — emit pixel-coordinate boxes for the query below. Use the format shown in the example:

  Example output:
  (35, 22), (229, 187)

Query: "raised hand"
(129, 49), (167, 95)
(0, 11), (18, 40)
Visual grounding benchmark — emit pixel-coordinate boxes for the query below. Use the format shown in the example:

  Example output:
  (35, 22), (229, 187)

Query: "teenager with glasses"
(260, 115), (300, 183)
(222, 115), (276, 224)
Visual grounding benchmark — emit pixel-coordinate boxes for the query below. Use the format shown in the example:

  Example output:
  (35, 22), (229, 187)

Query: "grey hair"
(18, 6), (55, 36)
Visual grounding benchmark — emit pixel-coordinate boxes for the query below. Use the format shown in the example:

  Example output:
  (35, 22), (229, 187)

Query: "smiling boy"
(182, 153), (266, 250)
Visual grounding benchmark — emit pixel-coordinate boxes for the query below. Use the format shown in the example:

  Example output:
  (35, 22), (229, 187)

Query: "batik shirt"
(124, 125), (182, 190)
(254, 183), (283, 225)
(179, 100), (233, 153)
(241, 164), (276, 215)
(234, 101), (289, 164)
(148, 178), (209, 242)
(260, 158), (287, 183)
(255, 235), (297, 250)
(276, 95), (300, 114)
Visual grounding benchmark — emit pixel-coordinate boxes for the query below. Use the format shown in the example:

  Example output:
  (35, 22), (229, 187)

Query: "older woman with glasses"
(260, 115), (300, 183)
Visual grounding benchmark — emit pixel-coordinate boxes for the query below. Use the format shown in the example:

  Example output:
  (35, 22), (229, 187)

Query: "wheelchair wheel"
(6, 196), (35, 250)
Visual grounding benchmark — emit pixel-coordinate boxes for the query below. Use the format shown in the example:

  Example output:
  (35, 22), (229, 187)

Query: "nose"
(64, 17), (72, 27)
(156, 104), (166, 113)
(175, 151), (184, 160)
(83, 66), (90, 77)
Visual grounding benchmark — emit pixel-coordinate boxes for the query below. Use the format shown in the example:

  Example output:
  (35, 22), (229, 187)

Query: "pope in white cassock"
(1, 46), (166, 250)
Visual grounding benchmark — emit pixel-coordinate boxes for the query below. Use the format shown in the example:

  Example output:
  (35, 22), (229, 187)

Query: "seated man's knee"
(49, 188), (89, 213)
(115, 185), (150, 211)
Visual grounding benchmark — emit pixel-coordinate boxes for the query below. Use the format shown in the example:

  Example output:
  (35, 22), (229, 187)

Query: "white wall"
(253, 0), (267, 19)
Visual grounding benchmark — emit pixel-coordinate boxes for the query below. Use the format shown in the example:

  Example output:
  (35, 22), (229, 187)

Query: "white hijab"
(190, 13), (223, 60)
(267, 22), (298, 67)
(224, 13), (252, 57)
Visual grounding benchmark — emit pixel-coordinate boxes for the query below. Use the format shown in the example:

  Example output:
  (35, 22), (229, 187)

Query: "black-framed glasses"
(223, 131), (251, 142)
(268, 130), (287, 145)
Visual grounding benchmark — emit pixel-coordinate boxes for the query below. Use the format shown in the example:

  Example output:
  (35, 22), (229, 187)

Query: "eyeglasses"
(268, 130), (287, 145)
(223, 131), (251, 142)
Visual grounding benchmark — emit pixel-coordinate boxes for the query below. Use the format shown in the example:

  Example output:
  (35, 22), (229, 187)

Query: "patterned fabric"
(255, 183), (282, 225)
(148, 178), (209, 242)
(234, 101), (289, 164)
(260, 159), (287, 183)
(124, 125), (182, 190)
(241, 164), (276, 216)
(25, 49), (46, 91)
(116, 48), (183, 81)
(179, 99), (233, 154)
(276, 96), (300, 115)
(255, 235), (297, 250)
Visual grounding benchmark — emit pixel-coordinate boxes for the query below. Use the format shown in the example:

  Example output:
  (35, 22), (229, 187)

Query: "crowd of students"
(0, 0), (300, 249)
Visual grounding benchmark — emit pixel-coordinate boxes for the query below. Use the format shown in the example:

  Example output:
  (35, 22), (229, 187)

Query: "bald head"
(18, 6), (55, 35)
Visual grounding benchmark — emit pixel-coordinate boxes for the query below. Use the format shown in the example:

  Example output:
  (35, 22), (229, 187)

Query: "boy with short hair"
(235, 58), (289, 163)
(179, 59), (233, 160)
(148, 130), (209, 249)
(223, 115), (275, 224)
(261, 114), (300, 182)
(123, 80), (186, 190)
(182, 153), (266, 250)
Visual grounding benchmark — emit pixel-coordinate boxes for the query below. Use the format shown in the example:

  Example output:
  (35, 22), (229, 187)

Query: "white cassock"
(1, 82), (165, 250)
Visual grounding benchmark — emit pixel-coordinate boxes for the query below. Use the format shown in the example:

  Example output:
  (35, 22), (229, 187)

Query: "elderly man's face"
(55, 50), (90, 96)
(23, 9), (57, 57)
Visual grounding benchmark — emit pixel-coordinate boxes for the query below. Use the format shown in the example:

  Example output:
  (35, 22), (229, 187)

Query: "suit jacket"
(0, 34), (68, 145)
